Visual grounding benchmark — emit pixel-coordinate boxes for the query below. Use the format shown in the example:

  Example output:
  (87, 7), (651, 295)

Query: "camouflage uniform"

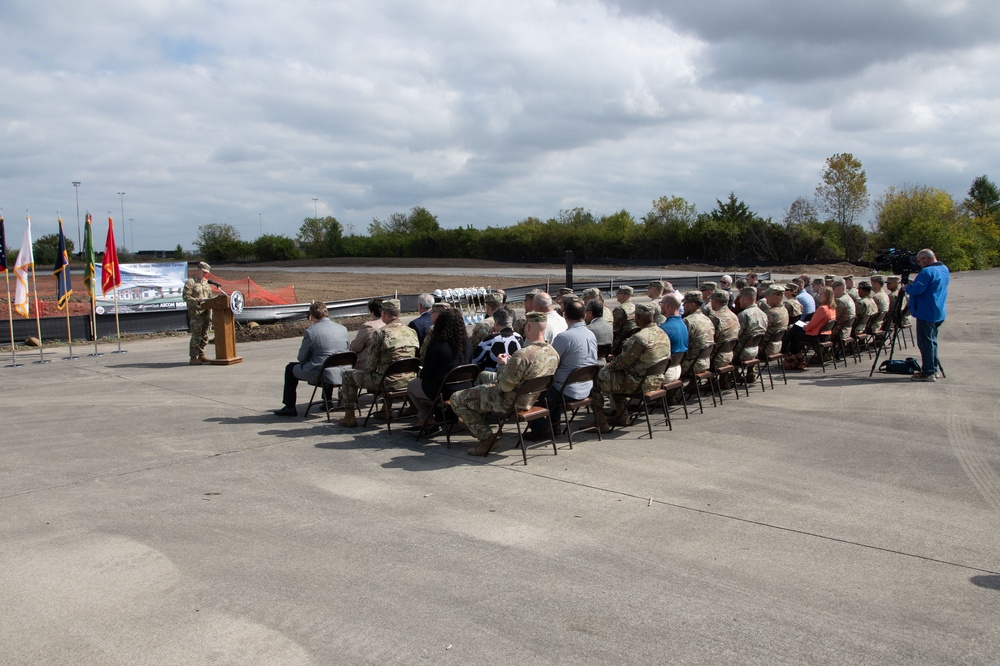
(735, 303), (768, 361)
(853, 297), (876, 336)
(470, 317), (495, 349)
(783, 295), (803, 321)
(183, 276), (214, 359)
(341, 320), (419, 409)
(591, 323), (670, 428)
(870, 290), (890, 332)
(709, 305), (740, 367)
(834, 294), (856, 340)
(681, 310), (715, 375)
(611, 300), (637, 355)
(450, 341), (559, 441)
(760, 302), (789, 356)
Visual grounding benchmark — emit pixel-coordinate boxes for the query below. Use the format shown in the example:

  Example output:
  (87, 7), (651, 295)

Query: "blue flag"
(53, 216), (73, 309)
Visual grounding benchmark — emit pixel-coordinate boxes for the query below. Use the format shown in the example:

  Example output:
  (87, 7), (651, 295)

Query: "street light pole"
(72, 182), (82, 252)
(313, 198), (318, 218)
(259, 212), (262, 237)
(129, 218), (134, 254)
(117, 192), (126, 251)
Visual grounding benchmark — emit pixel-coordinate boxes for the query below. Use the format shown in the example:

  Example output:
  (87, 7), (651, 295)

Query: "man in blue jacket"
(906, 248), (949, 382)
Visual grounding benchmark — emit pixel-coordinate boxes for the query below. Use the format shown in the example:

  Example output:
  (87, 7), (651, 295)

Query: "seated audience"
(274, 301), (351, 417)
(406, 308), (470, 431)
(472, 306), (523, 371)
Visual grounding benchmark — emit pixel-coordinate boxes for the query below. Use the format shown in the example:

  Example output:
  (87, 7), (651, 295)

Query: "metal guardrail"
(3, 272), (770, 342)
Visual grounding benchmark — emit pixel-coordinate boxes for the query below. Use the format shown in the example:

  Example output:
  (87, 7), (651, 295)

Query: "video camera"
(873, 248), (920, 283)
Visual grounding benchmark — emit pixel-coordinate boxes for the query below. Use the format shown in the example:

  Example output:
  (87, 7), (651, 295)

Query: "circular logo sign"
(229, 290), (245, 315)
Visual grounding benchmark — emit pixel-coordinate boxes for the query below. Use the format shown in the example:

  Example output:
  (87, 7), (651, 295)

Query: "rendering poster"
(94, 262), (189, 314)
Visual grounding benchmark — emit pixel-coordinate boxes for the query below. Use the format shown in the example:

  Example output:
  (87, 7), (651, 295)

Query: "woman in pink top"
(785, 287), (835, 369)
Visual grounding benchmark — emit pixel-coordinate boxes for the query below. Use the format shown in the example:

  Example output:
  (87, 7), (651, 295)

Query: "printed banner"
(94, 262), (189, 314)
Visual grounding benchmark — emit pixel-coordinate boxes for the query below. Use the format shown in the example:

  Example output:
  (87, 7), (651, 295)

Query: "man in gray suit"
(275, 301), (350, 416)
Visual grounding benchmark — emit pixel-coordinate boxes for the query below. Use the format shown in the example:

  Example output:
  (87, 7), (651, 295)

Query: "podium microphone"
(208, 280), (223, 288)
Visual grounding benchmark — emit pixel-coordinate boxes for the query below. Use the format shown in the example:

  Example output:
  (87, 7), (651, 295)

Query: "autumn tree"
(815, 153), (870, 261)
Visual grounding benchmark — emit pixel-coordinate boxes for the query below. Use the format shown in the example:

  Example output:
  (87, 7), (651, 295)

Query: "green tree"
(874, 184), (972, 270)
(815, 153), (870, 261)
(297, 216), (344, 257)
(964, 175), (1000, 219)
(32, 234), (75, 266)
(641, 196), (696, 259)
(253, 234), (299, 261)
(172, 244), (186, 260)
(194, 223), (248, 263)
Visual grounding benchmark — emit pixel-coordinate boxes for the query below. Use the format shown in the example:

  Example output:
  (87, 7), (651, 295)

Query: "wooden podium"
(203, 294), (243, 365)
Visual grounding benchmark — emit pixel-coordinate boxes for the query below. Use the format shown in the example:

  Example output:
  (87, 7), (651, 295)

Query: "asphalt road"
(1, 269), (998, 665)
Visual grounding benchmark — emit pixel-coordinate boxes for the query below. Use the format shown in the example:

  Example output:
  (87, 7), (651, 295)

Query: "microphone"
(208, 280), (223, 288)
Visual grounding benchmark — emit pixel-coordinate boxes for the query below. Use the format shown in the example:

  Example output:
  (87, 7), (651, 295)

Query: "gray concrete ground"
(1, 270), (998, 665)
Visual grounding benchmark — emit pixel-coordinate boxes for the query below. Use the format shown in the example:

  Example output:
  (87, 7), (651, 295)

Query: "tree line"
(190, 154), (1000, 271)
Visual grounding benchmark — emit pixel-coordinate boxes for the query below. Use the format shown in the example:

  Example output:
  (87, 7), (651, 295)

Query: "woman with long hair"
(785, 286), (836, 370)
(406, 308), (470, 430)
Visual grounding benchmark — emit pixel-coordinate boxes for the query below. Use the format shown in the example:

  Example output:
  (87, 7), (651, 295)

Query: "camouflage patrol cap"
(710, 289), (730, 302)
(557, 287), (575, 297)
(824, 274), (836, 282)
(858, 281), (872, 291)
(870, 275), (885, 285)
(699, 281), (718, 291)
(616, 285), (634, 295)
(648, 280), (666, 291)
(485, 292), (503, 305)
(634, 302), (657, 317)
(381, 298), (401, 314)
(764, 286), (784, 297)
(784, 283), (799, 293)
(431, 302), (450, 313)
(582, 287), (602, 299)
(198, 261), (211, 272)
(683, 291), (703, 304)
(831, 279), (846, 288)
(886, 275), (901, 283)
(739, 287), (757, 299)
(843, 275), (855, 281)
(525, 311), (547, 323)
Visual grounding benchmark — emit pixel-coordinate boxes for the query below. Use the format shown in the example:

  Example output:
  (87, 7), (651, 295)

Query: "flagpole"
(3, 270), (19, 367)
(63, 307), (77, 360)
(90, 289), (101, 356)
(55, 212), (77, 360)
(28, 262), (51, 364)
(111, 286), (125, 353)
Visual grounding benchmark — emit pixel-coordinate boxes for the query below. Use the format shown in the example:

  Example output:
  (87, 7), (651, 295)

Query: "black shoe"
(274, 406), (297, 417)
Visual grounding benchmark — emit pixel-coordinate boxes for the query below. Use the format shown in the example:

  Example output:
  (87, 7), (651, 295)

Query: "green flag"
(83, 212), (96, 299)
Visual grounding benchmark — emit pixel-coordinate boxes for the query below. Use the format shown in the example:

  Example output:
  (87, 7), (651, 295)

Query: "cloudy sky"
(2, 0), (998, 252)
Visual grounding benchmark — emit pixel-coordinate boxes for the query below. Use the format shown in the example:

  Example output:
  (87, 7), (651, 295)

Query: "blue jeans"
(916, 318), (943, 375)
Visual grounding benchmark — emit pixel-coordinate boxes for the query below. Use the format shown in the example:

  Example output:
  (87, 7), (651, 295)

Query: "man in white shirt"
(534, 291), (567, 343)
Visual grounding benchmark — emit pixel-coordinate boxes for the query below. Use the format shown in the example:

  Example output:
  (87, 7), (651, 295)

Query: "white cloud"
(0, 0), (997, 251)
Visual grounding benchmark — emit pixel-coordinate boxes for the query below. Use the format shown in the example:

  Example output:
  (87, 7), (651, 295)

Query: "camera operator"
(906, 249), (950, 382)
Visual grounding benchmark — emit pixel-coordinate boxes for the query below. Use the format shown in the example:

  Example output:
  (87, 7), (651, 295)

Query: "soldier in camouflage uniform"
(698, 282), (717, 317)
(339, 298), (419, 427)
(183, 261), (216, 365)
(512, 290), (540, 336)
(611, 285), (637, 355)
(760, 286), (790, 357)
(734, 287), (768, 361)
(868, 275), (890, 333)
(681, 291), (715, 376)
(470, 292), (504, 349)
(782, 283), (803, 323)
(831, 279), (856, 340)
(590, 303), (670, 432)
(885, 276), (910, 330)
(844, 275), (859, 300)
(853, 281), (876, 337)
(451, 311), (560, 456)
(709, 289), (740, 367)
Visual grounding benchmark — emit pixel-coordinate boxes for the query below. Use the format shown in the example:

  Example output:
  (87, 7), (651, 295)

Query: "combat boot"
(339, 408), (358, 428)
(468, 432), (499, 456)
(189, 356), (203, 365)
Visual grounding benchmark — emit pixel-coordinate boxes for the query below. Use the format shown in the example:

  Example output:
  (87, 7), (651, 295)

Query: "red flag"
(101, 216), (121, 295)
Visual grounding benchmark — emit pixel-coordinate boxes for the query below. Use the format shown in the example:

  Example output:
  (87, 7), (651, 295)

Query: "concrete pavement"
(1, 270), (998, 665)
